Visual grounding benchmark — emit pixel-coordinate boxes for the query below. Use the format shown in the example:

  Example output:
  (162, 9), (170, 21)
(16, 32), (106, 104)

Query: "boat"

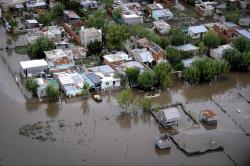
(92, 94), (102, 102)
(145, 93), (160, 99)
(236, 108), (241, 113)
(155, 133), (171, 149)
(199, 109), (218, 125)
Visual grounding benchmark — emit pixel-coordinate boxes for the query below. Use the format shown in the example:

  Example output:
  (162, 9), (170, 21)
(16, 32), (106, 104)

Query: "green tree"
(25, 78), (39, 96)
(87, 40), (103, 56)
(222, 48), (250, 71)
(80, 8), (89, 20)
(166, 47), (184, 71)
(138, 70), (157, 90)
(170, 28), (191, 46)
(125, 67), (140, 87)
(233, 37), (250, 53)
(140, 98), (153, 112)
(37, 12), (52, 26)
(106, 24), (130, 50)
(9, 19), (18, 33)
(81, 83), (90, 97)
(153, 62), (172, 88)
(225, 10), (240, 24)
(51, 2), (65, 20)
(101, 0), (114, 8)
(117, 89), (134, 109)
(203, 31), (221, 49)
(26, 36), (54, 59)
(183, 65), (200, 84)
(86, 11), (108, 30)
(45, 85), (59, 102)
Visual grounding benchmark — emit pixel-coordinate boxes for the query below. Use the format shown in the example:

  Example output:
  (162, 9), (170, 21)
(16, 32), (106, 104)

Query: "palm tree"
(81, 83), (90, 97)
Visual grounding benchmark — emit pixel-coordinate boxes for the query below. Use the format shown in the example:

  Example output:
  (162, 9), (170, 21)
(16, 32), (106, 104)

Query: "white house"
(121, 3), (143, 25)
(160, 107), (180, 126)
(153, 20), (171, 34)
(80, 27), (102, 47)
(188, 25), (208, 39)
(210, 44), (232, 60)
(25, 19), (39, 29)
(173, 44), (199, 55)
(20, 59), (48, 77)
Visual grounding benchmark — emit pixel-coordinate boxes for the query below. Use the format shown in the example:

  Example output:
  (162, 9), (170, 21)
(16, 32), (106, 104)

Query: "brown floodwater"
(0, 26), (250, 166)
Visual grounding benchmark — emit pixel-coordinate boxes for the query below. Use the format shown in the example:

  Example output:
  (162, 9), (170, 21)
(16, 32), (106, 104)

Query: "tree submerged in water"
(45, 85), (60, 103)
(25, 78), (39, 96)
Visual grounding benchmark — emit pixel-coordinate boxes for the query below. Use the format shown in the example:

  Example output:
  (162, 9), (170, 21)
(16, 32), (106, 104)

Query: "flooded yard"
(0, 26), (250, 166)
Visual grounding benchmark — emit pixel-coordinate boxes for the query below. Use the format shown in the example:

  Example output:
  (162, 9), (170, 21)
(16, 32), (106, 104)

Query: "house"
(188, 25), (208, 39)
(121, 3), (143, 25)
(160, 107), (180, 126)
(85, 65), (121, 90)
(55, 41), (69, 50)
(115, 61), (146, 74)
(173, 44), (199, 55)
(85, 73), (102, 89)
(66, 47), (87, 64)
(103, 51), (131, 68)
(153, 20), (171, 34)
(135, 37), (166, 61)
(236, 29), (250, 40)
(42, 26), (65, 42)
(54, 70), (85, 97)
(195, 2), (214, 17)
(213, 22), (238, 42)
(210, 44), (232, 60)
(26, 31), (43, 44)
(182, 57), (199, 68)
(80, 27), (102, 47)
(152, 9), (174, 21)
(63, 10), (80, 23)
(146, 3), (163, 15)
(26, 0), (47, 10)
(35, 78), (59, 98)
(130, 48), (155, 66)
(25, 19), (39, 29)
(44, 49), (75, 72)
(200, 109), (218, 125)
(20, 59), (48, 77)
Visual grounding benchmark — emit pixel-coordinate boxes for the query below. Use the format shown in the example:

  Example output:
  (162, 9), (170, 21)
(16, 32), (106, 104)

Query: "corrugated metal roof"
(174, 44), (198, 52)
(162, 107), (180, 121)
(20, 59), (48, 69)
(188, 25), (208, 34)
(236, 29), (250, 39)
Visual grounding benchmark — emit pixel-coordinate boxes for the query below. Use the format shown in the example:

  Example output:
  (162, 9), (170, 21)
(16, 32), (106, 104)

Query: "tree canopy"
(170, 28), (191, 46)
(153, 62), (172, 89)
(138, 70), (157, 90)
(233, 37), (250, 53)
(225, 10), (240, 25)
(165, 47), (185, 71)
(125, 67), (140, 86)
(117, 89), (134, 109)
(25, 79), (39, 96)
(45, 85), (59, 102)
(26, 36), (54, 59)
(87, 40), (103, 56)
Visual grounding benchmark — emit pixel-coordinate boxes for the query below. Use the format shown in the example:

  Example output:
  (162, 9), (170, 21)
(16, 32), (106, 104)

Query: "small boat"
(200, 109), (218, 125)
(155, 133), (171, 149)
(92, 94), (102, 102)
(145, 93), (160, 99)
(236, 108), (241, 113)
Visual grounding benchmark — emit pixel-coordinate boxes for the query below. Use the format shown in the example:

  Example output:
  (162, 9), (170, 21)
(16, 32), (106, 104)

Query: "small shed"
(210, 44), (232, 60)
(20, 59), (48, 77)
(173, 44), (199, 55)
(160, 107), (180, 126)
(188, 25), (208, 39)
(153, 20), (171, 34)
(25, 19), (39, 29)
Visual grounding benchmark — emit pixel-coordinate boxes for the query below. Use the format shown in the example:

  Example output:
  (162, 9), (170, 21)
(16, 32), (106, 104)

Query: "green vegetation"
(86, 11), (108, 30)
(112, 7), (123, 18)
(25, 79), (39, 96)
(80, 8), (89, 20)
(153, 62), (172, 89)
(225, 10), (240, 25)
(26, 36), (54, 59)
(203, 31), (221, 49)
(184, 58), (229, 84)
(125, 67), (140, 87)
(233, 37), (250, 53)
(170, 28), (191, 46)
(198, 41), (206, 56)
(138, 70), (157, 90)
(166, 47), (185, 71)
(140, 98), (153, 112)
(37, 12), (52, 26)
(106, 24), (130, 50)
(87, 40), (103, 56)
(101, 0), (114, 8)
(117, 89), (134, 109)
(4, 13), (17, 33)
(222, 49), (250, 71)
(45, 85), (60, 102)
(15, 46), (27, 54)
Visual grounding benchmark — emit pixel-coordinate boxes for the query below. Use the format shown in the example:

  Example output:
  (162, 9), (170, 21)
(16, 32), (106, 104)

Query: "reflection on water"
(115, 112), (133, 129)
(81, 99), (89, 115)
(46, 103), (60, 118)
(154, 146), (171, 156)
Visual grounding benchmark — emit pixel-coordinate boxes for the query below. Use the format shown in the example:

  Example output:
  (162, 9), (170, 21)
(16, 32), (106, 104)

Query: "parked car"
(92, 94), (102, 102)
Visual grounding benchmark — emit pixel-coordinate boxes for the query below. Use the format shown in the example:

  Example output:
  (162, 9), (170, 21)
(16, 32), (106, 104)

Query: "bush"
(203, 31), (220, 49)
(166, 47), (185, 71)
(25, 79), (39, 96)
(170, 28), (191, 46)
(233, 37), (250, 53)
(153, 62), (172, 88)
(225, 10), (240, 24)
(125, 67), (140, 86)
(45, 85), (59, 102)
(117, 89), (134, 109)
(140, 98), (153, 112)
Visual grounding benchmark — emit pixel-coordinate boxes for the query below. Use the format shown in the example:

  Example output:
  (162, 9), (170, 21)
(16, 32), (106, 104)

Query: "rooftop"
(20, 59), (48, 69)
(132, 49), (154, 63)
(174, 44), (198, 52)
(188, 25), (208, 33)
(86, 65), (115, 75)
(26, 19), (38, 24)
(162, 107), (180, 121)
(117, 61), (145, 73)
(152, 9), (174, 19)
(137, 38), (164, 53)
(104, 51), (130, 62)
(153, 20), (171, 29)
(147, 3), (163, 10)
(44, 49), (68, 60)
(201, 110), (217, 119)
(236, 29), (250, 39)
(63, 10), (80, 19)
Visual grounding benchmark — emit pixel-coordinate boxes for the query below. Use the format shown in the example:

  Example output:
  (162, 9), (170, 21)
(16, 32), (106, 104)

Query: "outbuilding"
(188, 25), (208, 39)
(160, 107), (180, 126)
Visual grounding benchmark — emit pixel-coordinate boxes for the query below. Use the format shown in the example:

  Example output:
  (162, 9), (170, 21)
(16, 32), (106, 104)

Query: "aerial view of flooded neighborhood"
(0, 0), (250, 165)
